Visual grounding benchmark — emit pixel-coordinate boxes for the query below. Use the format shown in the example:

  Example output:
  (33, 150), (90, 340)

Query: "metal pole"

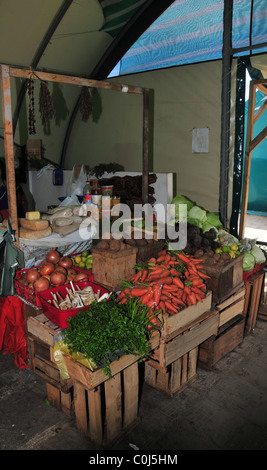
(219, 0), (233, 228)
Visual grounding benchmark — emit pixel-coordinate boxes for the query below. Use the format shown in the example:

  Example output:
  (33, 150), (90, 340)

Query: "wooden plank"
(74, 382), (88, 435)
(104, 373), (122, 443)
(218, 297), (245, 327)
(9, 66), (144, 95)
(123, 362), (139, 429)
(46, 383), (61, 410)
(87, 387), (103, 444)
(160, 311), (219, 367)
(160, 291), (212, 340)
(188, 347), (198, 379)
(170, 357), (182, 392)
(27, 315), (60, 347)
(0, 64), (19, 244)
(245, 273), (264, 334)
(63, 353), (139, 390)
(216, 287), (245, 311)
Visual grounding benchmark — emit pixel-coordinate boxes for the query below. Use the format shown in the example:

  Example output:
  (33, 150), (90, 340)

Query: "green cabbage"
(171, 195), (195, 222)
(251, 245), (266, 264)
(188, 206), (207, 228)
(202, 221), (218, 234)
(243, 252), (255, 272)
(206, 212), (223, 228)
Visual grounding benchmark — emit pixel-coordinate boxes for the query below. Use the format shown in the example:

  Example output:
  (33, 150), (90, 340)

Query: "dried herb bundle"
(80, 86), (92, 122)
(39, 80), (55, 125)
(27, 78), (36, 135)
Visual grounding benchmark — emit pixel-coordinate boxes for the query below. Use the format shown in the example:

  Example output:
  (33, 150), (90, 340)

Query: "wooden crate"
(136, 240), (165, 263)
(27, 314), (73, 415)
(151, 310), (219, 368)
(159, 291), (212, 341)
(244, 272), (265, 335)
(91, 246), (138, 290)
(145, 347), (198, 397)
(258, 270), (267, 320)
(72, 360), (140, 445)
(201, 254), (244, 304)
(61, 331), (159, 445)
(216, 287), (246, 328)
(198, 314), (245, 370)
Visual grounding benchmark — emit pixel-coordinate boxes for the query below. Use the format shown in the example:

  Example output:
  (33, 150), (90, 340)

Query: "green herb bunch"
(64, 298), (155, 376)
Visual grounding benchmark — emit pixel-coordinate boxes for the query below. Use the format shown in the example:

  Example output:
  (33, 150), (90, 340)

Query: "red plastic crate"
(14, 265), (93, 307)
(38, 280), (110, 328)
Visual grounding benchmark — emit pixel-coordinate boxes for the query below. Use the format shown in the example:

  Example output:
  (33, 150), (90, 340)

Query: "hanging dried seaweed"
(80, 86), (92, 122)
(39, 80), (55, 125)
(27, 78), (36, 135)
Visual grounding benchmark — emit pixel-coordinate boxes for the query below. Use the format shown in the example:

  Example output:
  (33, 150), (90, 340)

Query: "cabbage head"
(170, 195), (195, 222)
(202, 221), (218, 235)
(206, 212), (223, 228)
(187, 206), (207, 228)
(243, 252), (255, 272)
(251, 245), (266, 264)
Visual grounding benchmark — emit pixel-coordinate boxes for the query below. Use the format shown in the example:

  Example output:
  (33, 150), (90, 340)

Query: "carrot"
(196, 271), (210, 279)
(184, 285), (191, 295)
(165, 301), (177, 314)
(171, 297), (186, 307)
(161, 276), (173, 284)
(169, 268), (180, 277)
(119, 297), (127, 304)
(131, 288), (149, 297)
(153, 284), (162, 306)
(117, 291), (126, 300)
(188, 292), (197, 305)
(191, 286), (206, 297)
(156, 255), (166, 263)
(178, 253), (190, 263)
(140, 290), (154, 305)
(159, 301), (166, 313)
(130, 272), (140, 283)
(140, 269), (148, 283)
(162, 284), (178, 291)
(192, 278), (204, 286)
(172, 277), (184, 289)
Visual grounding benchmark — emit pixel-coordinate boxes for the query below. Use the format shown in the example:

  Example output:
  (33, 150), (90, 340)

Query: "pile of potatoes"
(94, 233), (158, 253)
(194, 248), (232, 266)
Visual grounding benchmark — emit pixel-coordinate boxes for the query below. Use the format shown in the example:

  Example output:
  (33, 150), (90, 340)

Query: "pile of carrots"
(117, 249), (210, 318)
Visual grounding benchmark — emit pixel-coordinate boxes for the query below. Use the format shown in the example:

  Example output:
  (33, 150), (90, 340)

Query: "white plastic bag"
(67, 165), (86, 197)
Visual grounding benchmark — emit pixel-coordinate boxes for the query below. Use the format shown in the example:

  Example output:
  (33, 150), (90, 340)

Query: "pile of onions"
(20, 248), (89, 292)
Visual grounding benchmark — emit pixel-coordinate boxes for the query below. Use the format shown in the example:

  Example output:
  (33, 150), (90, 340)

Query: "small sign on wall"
(192, 127), (209, 153)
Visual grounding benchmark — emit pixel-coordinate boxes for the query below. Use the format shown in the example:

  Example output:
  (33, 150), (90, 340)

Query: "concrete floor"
(1, 317), (267, 452)
(243, 213), (267, 243)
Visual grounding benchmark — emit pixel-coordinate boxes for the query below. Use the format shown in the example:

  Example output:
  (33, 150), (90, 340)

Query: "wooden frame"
(239, 79), (267, 239)
(0, 64), (151, 246)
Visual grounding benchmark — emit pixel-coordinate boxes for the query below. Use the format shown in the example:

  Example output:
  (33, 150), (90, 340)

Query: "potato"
(109, 239), (121, 251)
(97, 240), (109, 250)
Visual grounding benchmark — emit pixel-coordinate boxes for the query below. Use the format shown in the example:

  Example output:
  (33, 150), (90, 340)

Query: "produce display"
(117, 249), (209, 317)
(17, 248), (89, 292)
(46, 282), (109, 311)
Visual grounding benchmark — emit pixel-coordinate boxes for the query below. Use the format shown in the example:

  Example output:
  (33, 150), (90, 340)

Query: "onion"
(40, 262), (55, 276)
(33, 276), (50, 292)
(26, 268), (40, 283)
(50, 271), (66, 286)
(74, 272), (88, 282)
(54, 265), (67, 275)
(58, 256), (73, 269)
(46, 248), (61, 264)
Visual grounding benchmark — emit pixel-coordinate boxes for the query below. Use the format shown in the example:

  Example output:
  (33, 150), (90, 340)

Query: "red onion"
(46, 248), (61, 264)
(40, 262), (55, 276)
(58, 256), (73, 269)
(33, 277), (50, 292)
(26, 268), (40, 283)
(50, 271), (66, 286)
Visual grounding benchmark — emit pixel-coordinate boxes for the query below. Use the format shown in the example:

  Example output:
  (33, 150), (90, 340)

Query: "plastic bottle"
(83, 180), (91, 205)
(91, 180), (102, 208)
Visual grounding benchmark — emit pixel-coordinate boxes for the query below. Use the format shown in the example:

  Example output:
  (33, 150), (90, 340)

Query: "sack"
(0, 222), (24, 297)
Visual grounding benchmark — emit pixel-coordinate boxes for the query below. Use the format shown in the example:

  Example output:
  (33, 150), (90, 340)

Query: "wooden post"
(0, 64), (19, 246)
(142, 88), (150, 204)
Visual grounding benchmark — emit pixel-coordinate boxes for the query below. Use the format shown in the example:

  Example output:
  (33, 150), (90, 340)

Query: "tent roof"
(1, 0), (267, 82)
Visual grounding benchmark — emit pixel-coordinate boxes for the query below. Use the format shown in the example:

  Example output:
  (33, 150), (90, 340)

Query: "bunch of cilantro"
(64, 298), (152, 376)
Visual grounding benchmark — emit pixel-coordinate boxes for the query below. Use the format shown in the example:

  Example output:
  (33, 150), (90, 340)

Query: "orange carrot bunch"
(117, 249), (209, 317)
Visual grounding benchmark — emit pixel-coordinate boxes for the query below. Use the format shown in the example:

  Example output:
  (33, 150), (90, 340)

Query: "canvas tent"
(0, 0), (267, 240)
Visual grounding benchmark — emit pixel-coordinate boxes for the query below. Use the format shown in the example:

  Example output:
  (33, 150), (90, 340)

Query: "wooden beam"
(239, 80), (256, 239)
(0, 64), (19, 246)
(250, 126), (267, 152)
(9, 67), (143, 95)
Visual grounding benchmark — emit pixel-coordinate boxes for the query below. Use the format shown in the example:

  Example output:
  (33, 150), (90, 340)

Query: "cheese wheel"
(19, 226), (52, 239)
(19, 218), (49, 231)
